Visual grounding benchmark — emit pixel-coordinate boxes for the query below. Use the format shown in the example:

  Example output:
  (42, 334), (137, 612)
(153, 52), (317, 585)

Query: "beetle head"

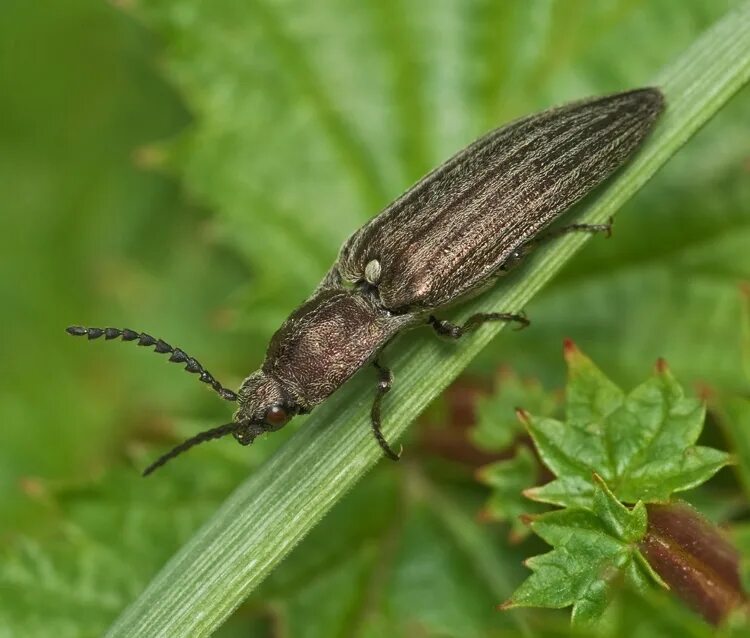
(142, 370), (299, 476)
(232, 370), (297, 444)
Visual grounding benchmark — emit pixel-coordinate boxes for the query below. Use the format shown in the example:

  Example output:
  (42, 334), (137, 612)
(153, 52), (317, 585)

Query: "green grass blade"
(106, 3), (750, 636)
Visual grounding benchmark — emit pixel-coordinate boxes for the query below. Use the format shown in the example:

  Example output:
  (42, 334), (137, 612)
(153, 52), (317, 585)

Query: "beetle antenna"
(142, 422), (239, 476)
(66, 326), (238, 401)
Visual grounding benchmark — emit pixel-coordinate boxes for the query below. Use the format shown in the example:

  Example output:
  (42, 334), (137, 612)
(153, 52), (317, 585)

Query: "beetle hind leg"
(428, 311), (529, 339)
(535, 216), (613, 244)
(370, 359), (402, 461)
(501, 217), (613, 274)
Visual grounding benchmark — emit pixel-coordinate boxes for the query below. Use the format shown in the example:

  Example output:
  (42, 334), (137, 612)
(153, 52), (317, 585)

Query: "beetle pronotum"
(68, 87), (664, 474)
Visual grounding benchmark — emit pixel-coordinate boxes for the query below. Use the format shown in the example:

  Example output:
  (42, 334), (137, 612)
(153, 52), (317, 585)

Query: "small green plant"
(479, 341), (741, 625)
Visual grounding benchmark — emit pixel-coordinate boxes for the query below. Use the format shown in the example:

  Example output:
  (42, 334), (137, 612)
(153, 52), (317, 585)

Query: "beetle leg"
(535, 215), (613, 244)
(370, 359), (402, 460)
(425, 220), (608, 340)
(500, 217), (613, 273)
(428, 311), (530, 338)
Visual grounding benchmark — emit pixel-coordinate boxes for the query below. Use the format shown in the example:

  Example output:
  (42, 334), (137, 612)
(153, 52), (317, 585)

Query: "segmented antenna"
(66, 326), (238, 401)
(142, 422), (239, 476)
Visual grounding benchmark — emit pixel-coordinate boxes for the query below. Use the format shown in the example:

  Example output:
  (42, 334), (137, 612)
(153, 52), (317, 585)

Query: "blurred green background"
(1, 0), (748, 636)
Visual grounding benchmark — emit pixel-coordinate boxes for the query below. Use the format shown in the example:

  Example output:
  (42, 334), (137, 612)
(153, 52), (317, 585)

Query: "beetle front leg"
(428, 311), (530, 339)
(370, 359), (402, 461)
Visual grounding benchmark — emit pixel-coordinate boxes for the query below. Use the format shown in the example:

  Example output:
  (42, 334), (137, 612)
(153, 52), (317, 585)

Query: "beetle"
(67, 87), (664, 475)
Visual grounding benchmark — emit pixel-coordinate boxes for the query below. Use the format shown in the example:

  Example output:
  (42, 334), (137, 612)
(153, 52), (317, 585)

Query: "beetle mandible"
(68, 87), (664, 475)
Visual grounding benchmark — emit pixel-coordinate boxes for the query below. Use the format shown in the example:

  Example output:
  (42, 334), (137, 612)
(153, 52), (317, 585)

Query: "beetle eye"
(264, 404), (289, 429)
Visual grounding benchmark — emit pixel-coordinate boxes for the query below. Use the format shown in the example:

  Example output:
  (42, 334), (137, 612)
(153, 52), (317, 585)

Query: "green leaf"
(593, 476), (648, 544)
(0, 460), (248, 638)
(504, 477), (652, 625)
(476, 446), (546, 542)
(564, 340), (625, 428)
(471, 368), (560, 452)
(104, 3), (750, 636)
(0, 535), (133, 638)
(525, 343), (730, 508)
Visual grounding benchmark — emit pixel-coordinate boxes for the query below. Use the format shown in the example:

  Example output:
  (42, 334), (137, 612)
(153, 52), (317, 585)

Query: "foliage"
(505, 476), (654, 626)
(524, 342), (729, 509)
(491, 343), (735, 624)
(1, 1), (749, 637)
(471, 367), (560, 453)
(477, 446), (546, 543)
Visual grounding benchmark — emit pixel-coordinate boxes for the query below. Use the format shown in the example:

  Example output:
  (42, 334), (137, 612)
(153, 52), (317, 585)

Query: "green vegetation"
(1, 1), (749, 637)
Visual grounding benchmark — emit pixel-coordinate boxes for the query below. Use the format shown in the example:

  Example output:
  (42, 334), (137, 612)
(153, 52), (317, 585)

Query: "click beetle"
(68, 87), (664, 474)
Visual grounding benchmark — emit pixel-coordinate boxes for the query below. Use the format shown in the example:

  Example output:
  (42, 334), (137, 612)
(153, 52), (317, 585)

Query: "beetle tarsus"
(370, 359), (401, 461)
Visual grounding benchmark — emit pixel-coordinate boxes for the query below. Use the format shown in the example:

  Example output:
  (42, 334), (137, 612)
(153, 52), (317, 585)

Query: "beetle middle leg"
(428, 312), (529, 339)
(370, 358), (402, 460)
